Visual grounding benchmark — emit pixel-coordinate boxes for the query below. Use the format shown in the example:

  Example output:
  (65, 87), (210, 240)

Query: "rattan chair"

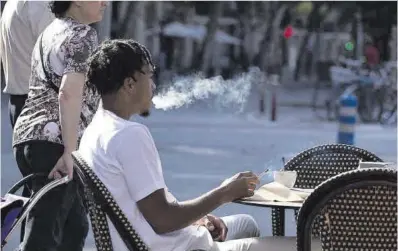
(72, 152), (149, 251)
(72, 151), (208, 251)
(296, 167), (397, 251)
(272, 144), (383, 236)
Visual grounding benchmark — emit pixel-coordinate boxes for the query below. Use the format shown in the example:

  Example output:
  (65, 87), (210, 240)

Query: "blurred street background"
(1, 1), (397, 250)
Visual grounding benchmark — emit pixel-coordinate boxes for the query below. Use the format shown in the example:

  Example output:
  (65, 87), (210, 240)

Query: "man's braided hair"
(86, 39), (154, 96)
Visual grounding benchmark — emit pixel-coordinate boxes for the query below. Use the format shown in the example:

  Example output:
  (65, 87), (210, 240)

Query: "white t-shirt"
(79, 107), (213, 251)
(0, 0), (54, 94)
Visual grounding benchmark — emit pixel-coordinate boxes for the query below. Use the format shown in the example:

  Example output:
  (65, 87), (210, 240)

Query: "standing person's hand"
(48, 152), (74, 180)
(220, 171), (259, 202)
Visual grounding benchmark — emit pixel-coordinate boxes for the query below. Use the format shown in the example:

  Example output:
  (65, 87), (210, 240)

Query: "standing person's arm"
(49, 28), (98, 180)
(58, 73), (85, 155)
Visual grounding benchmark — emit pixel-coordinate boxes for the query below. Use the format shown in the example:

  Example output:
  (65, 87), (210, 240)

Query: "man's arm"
(137, 186), (230, 234)
(116, 127), (258, 235)
(137, 171), (257, 235)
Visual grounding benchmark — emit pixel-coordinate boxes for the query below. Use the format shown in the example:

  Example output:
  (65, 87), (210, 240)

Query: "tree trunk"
(151, 2), (163, 60)
(180, 5), (196, 71)
(311, 31), (321, 79)
(293, 3), (322, 81)
(268, 4), (289, 73)
(281, 36), (288, 66)
(116, 2), (136, 37)
(355, 12), (364, 60)
(389, 26), (397, 61)
(237, 2), (254, 71)
(351, 11), (359, 59)
(95, 2), (113, 42)
(245, 2), (256, 64)
(128, 2), (147, 44)
(255, 2), (279, 72)
(194, 2), (223, 74)
(251, 2), (278, 116)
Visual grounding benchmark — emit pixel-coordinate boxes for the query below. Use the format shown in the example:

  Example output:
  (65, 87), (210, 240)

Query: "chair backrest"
(72, 152), (149, 251)
(284, 144), (383, 189)
(297, 168), (397, 251)
(285, 144), (383, 238)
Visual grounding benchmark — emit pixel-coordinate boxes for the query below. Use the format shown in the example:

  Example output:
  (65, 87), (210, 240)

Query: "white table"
(234, 199), (303, 209)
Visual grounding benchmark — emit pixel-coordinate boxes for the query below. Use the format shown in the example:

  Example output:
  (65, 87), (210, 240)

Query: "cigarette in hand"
(257, 168), (270, 179)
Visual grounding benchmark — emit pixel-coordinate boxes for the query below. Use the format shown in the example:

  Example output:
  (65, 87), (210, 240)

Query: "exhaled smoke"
(152, 67), (263, 111)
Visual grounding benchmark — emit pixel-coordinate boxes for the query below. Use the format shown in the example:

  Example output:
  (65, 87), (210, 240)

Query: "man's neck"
(101, 96), (132, 120)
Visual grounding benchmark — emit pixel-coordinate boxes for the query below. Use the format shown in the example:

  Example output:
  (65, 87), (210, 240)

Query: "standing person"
(12, 1), (107, 251)
(1, 0), (54, 243)
(364, 40), (380, 69)
(0, 0), (54, 128)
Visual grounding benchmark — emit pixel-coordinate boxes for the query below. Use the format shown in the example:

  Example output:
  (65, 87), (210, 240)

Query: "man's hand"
(48, 152), (74, 180)
(194, 214), (228, 242)
(206, 214), (228, 242)
(220, 171), (259, 202)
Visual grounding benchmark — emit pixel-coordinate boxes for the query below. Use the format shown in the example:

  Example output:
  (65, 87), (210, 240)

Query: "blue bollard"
(337, 94), (357, 145)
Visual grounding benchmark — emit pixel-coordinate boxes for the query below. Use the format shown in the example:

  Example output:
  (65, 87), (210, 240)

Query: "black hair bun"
(48, 1), (72, 18)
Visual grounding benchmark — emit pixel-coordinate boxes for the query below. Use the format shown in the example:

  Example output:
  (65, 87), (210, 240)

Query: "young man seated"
(79, 39), (268, 251)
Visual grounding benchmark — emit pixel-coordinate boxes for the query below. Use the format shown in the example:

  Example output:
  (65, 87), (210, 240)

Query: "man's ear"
(123, 77), (135, 93)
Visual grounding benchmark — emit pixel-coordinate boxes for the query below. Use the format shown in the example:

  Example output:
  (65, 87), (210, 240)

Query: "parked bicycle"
(380, 84), (397, 126)
(326, 58), (395, 123)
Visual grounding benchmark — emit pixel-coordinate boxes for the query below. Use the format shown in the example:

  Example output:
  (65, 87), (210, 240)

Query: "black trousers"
(13, 141), (88, 251)
(9, 94), (29, 241)
(9, 94), (28, 129)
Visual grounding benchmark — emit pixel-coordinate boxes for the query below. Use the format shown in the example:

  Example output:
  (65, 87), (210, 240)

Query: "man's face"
(132, 64), (155, 117)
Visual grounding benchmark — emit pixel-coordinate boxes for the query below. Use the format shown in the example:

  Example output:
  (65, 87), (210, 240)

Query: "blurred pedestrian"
(364, 40), (380, 69)
(0, 0), (54, 128)
(12, 1), (107, 250)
